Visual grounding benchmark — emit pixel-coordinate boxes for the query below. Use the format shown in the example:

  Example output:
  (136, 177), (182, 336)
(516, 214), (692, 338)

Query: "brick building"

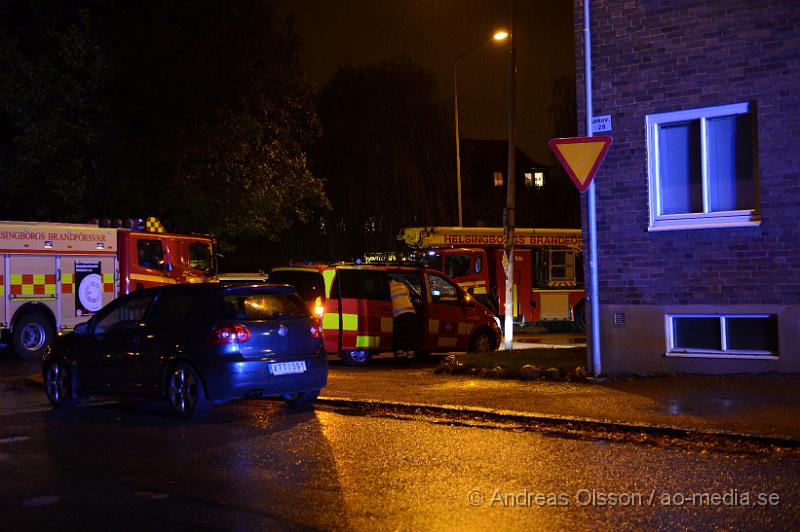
(574, 1), (800, 374)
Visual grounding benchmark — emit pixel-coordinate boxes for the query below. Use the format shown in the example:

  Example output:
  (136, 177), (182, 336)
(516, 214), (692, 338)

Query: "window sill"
(648, 213), (760, 232)
(665, 352), (778, 360)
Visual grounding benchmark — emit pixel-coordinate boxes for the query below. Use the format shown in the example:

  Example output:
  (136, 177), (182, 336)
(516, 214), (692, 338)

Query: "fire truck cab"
(0, 217), (216, 360)
(398, 226), (586, 331)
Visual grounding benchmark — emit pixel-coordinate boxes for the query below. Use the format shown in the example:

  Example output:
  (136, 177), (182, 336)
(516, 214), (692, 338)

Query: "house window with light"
(646, 102), (759, 230)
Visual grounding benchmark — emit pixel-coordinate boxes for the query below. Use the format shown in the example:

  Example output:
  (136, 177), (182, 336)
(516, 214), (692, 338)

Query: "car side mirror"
(74, 322), (90, 335)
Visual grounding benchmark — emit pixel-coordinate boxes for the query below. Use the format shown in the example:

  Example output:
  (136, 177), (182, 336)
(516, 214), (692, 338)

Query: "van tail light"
(209, 324), (252, 345)
(314, 296), (324, 319)
(310, 316), (323, 339)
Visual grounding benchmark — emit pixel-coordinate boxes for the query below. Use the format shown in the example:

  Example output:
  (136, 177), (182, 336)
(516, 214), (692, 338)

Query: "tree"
(0, 0), (328, 252)
(0, 1), (110, 220)
(314, 58), (455, 259)
(100, 0), (329, 246)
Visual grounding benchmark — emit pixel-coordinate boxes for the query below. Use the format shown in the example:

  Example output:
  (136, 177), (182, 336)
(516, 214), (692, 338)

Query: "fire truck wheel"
(340, 350), (371, 367)
(573, 303), (587, 333)
(43, 359), (80, 409)
(469, 329), (496, 353)
(12, 313), (54, 361)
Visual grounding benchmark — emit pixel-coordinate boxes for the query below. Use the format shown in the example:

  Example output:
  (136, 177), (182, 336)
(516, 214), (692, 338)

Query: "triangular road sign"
(548, 136), (612, 192)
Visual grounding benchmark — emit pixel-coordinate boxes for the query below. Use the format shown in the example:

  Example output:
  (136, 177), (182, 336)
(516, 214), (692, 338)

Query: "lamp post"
(503, 0), (516, 350)
(453, 30), (508, 227)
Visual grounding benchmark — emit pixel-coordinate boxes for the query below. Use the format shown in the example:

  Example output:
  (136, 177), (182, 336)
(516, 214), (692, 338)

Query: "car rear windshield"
(220, 292), (309, 320)
(268, 270), (325, 301)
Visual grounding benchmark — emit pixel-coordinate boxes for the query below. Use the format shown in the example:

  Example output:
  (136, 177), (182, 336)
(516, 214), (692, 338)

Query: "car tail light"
(314, 296), (324, 319)
(209, 324), (252, 345)
(310, 316), (323, 339)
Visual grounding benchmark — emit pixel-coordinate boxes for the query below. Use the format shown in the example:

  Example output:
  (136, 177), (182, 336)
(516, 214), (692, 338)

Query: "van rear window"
(268, 270), (325, 301)
(220, 293), (309, 320)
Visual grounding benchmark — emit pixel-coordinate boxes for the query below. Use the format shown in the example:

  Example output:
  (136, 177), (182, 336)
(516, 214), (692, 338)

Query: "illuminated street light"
(453, 29), (508, 227)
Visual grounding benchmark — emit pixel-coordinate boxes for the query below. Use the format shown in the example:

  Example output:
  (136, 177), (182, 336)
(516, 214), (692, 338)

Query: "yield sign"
(548, 136), (612, 192)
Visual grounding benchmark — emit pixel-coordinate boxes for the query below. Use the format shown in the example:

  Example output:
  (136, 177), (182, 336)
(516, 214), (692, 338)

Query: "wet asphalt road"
(2, 385), (799, 530)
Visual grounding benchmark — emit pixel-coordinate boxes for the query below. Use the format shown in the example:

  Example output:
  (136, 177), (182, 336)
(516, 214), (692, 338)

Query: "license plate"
(269, 361), (307, 376)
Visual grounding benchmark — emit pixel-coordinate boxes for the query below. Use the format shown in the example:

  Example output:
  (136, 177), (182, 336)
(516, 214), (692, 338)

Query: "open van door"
(321, 267), (394, 366)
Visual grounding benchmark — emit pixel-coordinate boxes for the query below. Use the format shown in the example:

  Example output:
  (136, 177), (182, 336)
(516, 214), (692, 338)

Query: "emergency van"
(0, 217), (216, 360)
(270, 263), (501, 366)
(398, 226), (586, 330)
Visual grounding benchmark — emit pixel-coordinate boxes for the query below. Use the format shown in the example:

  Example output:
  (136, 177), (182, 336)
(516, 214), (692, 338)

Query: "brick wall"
(574, 0), (800, 306)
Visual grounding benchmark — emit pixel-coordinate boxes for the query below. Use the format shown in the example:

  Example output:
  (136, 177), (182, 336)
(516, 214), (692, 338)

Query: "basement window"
(666, 314), (778, 359)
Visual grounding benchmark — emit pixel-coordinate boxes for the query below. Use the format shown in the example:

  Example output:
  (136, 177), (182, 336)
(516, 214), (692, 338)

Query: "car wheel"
(281, 389), (320, 408)
(469, 330), (495, 353)
(167, 363), (211, 419)
(340, 350), (371, 367)
(13, 313), (53, 361)
(43, 359), (80, 408)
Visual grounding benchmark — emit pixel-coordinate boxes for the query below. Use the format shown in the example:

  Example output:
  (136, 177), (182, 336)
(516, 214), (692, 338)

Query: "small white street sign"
(592, 115), (612, 133)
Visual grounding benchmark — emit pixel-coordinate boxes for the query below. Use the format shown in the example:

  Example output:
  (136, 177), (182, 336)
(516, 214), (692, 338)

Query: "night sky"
(277, 0), (575, 163)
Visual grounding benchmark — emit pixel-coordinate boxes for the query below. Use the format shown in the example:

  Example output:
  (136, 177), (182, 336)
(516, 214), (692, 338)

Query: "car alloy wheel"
(44, 360), (78, 408)
(167, 363), (210, 418)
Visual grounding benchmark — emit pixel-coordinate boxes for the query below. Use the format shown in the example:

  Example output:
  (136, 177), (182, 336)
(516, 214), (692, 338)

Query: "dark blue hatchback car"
(42, 283), (328, 418)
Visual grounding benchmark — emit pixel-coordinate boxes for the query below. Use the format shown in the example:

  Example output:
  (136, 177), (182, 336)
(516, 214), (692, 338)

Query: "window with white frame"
(666, 314), (778, 358)
(646, 102), (758, 230)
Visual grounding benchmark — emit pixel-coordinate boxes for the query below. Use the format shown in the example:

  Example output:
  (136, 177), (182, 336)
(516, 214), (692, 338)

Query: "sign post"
(548, 134), (612, 376)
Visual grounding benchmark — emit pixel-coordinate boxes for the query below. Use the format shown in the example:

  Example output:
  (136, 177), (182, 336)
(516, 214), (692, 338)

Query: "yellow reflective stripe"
(322, 313), (339, 330)
(103, 273), (114, 283)
(323, 269), (336, 297)
(33, 274), (45, 284)
(356, 335), (380, 348)
(22, 284), (33, 295)
(380, 317), (393, 333)
(472, 287), (487, 295)
(10, 274), (21, 284)
(458, 322), (470, 335)
(437, 337), (457, 347)
(342, 313), (358, 331)
(322, 312), (359, 331)
(62, 273), (74, 283)
(129, 273), (178, 284)
(513, 284), (518, 317)
(428, 319), (439, 333)
(45, 284), (56, 295)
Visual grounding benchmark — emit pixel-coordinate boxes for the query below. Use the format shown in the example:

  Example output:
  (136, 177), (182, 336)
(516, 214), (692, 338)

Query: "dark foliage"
(312, 58), (456, 260)
(0, 0), (328, 249)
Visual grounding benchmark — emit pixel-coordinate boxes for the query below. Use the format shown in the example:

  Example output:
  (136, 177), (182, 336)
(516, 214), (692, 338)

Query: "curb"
(315, 395), (800, 450)
(17, 372), (800, 448)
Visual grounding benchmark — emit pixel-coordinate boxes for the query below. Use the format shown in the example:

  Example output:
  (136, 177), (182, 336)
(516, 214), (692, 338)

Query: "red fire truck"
(398, 226), (586, 330)
(0, 217), (216, 360)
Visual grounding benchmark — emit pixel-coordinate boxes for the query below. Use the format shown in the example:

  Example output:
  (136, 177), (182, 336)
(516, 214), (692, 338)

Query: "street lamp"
(453, 30), (508, 227)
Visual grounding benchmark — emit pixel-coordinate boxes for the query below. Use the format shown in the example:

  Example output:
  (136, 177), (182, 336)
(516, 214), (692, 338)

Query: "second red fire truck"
(397, 226), (586, 331)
